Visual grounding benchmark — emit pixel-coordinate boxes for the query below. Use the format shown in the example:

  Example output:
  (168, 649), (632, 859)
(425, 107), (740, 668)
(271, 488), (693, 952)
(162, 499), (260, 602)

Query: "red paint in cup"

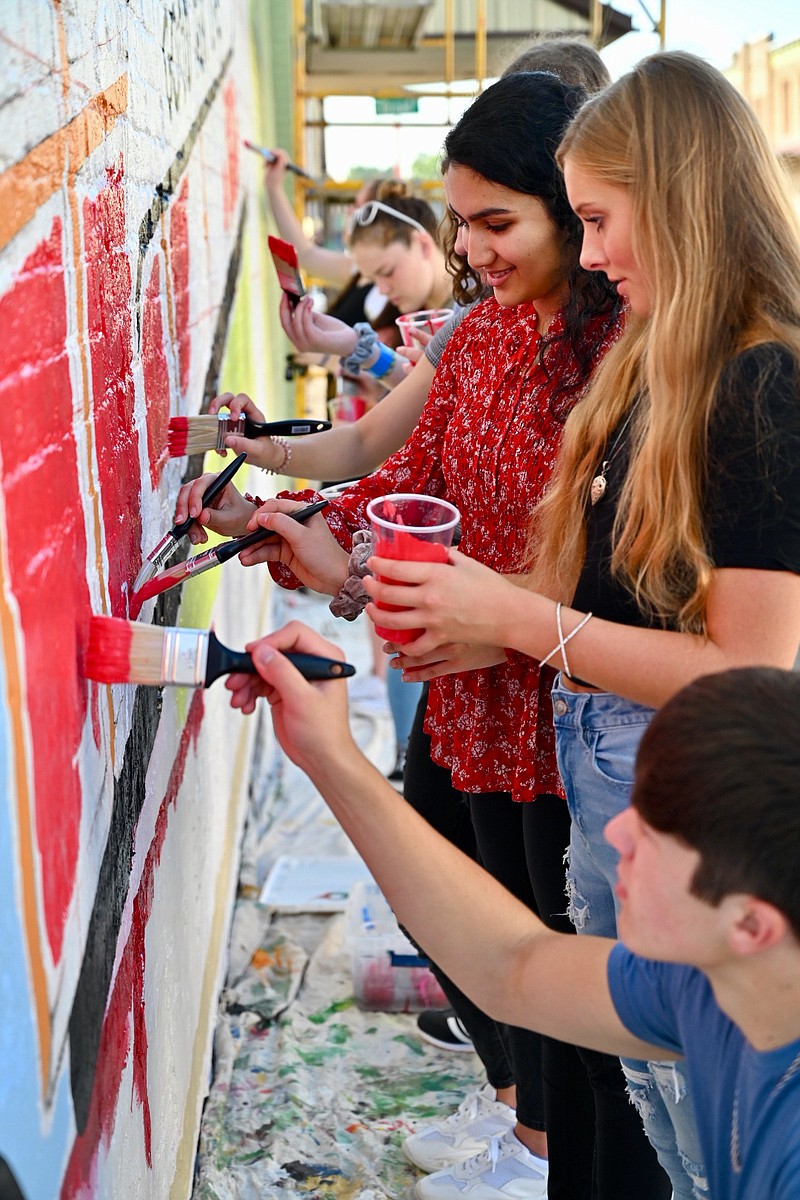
(366, 494), (460, 643)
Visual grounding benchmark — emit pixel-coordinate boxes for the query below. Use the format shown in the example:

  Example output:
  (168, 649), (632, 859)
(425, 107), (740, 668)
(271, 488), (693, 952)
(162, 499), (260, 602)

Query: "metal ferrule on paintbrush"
(159, 628), (216, 685)
(142, 530), (183, 577)
(215, 412), (245, 450)
(210, 414), (331, 452)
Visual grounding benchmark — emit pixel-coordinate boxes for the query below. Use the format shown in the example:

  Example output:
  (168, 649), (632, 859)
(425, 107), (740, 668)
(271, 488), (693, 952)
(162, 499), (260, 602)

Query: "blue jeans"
(551, 678), (708, 1200)
(386, 668), (423, 750)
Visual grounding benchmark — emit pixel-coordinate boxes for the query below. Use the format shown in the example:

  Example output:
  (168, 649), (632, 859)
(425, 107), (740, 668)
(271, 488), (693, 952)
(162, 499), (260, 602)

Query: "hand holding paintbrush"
(86, 616), (355, 690)
(225, 622), (354, 720)
(133, 499), (331, 604)
(175, 466), (261, 547)
(170, 391), (325, 472)
(133, 451), (248, 592)
(235, 497), (352, 595)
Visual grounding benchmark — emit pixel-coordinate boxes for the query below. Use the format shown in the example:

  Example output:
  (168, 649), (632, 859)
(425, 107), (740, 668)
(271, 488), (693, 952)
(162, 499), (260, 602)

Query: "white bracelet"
(539, 603), (593, 671)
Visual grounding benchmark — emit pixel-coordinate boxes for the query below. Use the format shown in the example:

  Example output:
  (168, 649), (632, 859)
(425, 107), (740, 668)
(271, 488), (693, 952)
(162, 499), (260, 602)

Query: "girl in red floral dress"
(179, 73), (665, 1200)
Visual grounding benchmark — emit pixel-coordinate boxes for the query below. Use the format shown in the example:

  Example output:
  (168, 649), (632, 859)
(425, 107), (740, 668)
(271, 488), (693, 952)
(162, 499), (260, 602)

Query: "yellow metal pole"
(590, 0), (603, 47)
(292, 0), (307, 197)
(475, 0), (487, 90)
(657, 0), (666, 47)
(444, 0), (455, 88)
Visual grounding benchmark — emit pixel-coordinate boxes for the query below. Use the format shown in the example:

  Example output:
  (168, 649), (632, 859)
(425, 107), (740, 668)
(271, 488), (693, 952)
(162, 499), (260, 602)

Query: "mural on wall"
(0, 2), (273, 1197)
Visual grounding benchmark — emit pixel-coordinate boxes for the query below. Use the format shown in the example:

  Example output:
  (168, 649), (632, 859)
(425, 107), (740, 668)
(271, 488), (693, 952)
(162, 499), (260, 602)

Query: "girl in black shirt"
(367, 52), (800, 1200)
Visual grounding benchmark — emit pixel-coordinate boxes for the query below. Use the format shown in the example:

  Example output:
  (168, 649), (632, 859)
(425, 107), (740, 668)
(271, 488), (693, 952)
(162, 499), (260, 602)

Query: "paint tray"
(259, 855), (373, 912)
(345, 880), (447, 1012)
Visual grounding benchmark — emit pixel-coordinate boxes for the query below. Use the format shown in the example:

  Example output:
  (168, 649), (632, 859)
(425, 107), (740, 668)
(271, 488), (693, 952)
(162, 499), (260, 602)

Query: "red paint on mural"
(61, 690), (206, 1199)
(170, 177), (190, 398)
(0, 216), (91, 963)
(142, 258), (170, 490)
(84, 158), (141, 614)
(222, 80), (240, 231)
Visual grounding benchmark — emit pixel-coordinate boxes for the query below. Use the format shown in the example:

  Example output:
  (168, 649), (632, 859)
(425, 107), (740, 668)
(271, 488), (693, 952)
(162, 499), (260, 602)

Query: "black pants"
(403, 692), (596, 1198)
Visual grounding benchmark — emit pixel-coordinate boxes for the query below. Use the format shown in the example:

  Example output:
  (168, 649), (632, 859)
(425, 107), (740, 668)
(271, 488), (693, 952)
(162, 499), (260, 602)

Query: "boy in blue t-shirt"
(236, 631), (800, 1199)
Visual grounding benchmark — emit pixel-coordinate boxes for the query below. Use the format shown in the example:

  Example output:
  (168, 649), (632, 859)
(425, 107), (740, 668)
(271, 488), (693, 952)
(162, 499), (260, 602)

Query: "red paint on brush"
(268, 235), (299, 270)
(61, 691), (206, 1198)
(85, 617), (134, 684)
(142, 258), (171, 490)
(170, 176), (190, 396)
(85, 159), (141, 618)
(166, 416), (189, 457)
(131, 564), (184, 606)
(0, 216), (91, 962)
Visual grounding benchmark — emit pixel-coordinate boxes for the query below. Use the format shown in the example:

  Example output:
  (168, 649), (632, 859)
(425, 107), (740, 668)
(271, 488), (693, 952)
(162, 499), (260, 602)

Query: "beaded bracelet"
(263, 436), (292, 475)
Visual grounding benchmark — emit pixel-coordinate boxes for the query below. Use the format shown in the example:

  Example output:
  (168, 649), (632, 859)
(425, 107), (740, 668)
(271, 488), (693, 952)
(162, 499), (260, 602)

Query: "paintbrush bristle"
(268, 235), (299, 270)
(86, 617), (175, 685)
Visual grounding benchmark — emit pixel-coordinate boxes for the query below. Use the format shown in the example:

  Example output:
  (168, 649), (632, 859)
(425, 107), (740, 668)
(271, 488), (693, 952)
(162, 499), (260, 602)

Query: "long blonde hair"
(531, 52), (800, 631)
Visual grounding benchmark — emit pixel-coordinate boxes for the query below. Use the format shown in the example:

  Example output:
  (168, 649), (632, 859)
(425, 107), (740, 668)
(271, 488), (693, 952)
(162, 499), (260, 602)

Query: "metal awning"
(306, 0), (636, 95)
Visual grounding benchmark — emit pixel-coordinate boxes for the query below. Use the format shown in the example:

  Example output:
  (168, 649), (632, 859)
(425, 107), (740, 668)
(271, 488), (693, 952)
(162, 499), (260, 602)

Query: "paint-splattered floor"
(193, 588), (481, 1200)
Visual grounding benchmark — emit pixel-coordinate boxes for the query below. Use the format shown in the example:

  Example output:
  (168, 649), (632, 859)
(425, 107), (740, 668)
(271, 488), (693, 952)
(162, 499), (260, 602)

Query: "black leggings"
(403, 694), (595, 1198)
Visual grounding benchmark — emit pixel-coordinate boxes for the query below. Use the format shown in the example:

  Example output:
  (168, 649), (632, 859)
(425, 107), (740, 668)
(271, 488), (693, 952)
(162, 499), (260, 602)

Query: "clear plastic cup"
(367, 493), (460, 643)
(395, 308), (453, 348)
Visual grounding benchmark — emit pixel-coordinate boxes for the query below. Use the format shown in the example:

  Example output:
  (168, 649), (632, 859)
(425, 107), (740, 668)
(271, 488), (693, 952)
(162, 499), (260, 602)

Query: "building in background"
(725, 35), (800, 205)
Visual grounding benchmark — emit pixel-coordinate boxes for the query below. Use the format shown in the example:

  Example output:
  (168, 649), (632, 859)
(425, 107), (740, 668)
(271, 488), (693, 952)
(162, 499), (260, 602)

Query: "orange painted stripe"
(0, 73), (128, 254)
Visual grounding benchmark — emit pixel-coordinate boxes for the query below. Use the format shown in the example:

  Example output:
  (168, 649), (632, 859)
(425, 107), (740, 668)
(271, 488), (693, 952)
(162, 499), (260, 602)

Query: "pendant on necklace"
(590, 462), (609, 505)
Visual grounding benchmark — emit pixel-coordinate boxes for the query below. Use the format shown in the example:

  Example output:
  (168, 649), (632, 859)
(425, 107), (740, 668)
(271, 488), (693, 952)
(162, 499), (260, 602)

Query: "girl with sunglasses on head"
(262, 158), (404, 344)
(364, 50), (800, 1200)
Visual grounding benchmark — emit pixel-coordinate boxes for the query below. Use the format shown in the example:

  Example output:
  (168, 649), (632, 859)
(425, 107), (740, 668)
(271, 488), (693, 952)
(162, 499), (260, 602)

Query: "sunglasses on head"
(352, 199), (428, 236)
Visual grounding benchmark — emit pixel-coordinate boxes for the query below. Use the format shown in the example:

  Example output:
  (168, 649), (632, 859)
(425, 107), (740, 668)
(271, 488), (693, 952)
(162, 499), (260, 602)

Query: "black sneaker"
(416, 1008), (475, 1052)
(388, 745), (407, 782)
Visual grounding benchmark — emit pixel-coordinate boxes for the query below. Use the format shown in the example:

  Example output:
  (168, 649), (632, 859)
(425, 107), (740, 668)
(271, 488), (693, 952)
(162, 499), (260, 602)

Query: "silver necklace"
(590, 402), (640, 505)
(730, 1045), (800, 1173)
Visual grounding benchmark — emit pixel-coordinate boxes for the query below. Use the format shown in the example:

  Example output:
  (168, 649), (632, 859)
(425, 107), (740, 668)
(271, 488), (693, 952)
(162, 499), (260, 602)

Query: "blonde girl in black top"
(366, 52), (800, 1200)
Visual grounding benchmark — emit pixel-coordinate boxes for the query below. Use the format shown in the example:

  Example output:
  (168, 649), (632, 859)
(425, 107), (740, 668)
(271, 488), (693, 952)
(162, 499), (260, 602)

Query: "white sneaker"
(414, 1130), (548, 1199)
(403, 1084), (516, 1173)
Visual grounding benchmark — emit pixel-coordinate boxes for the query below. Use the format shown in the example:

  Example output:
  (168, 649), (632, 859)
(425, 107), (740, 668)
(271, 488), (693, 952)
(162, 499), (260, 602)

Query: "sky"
(323, 0), (800, 179)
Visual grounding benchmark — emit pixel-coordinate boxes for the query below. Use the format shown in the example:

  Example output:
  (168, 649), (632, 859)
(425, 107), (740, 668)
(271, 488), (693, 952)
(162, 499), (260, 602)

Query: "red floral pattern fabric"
(272, 296), (622, 799)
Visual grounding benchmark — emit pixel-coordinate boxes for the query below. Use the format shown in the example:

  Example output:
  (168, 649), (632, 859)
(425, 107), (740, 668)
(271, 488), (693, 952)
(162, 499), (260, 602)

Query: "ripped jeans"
(552, 678), (709, 1200)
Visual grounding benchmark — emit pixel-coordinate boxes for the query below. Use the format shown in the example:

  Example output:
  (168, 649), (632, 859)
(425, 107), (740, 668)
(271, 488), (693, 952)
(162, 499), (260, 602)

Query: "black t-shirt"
(572, 343), (800, 629)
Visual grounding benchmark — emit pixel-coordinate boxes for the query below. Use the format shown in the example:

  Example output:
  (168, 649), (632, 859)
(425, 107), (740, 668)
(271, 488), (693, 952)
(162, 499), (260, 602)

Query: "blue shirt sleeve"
(607, 944), (692, 1056)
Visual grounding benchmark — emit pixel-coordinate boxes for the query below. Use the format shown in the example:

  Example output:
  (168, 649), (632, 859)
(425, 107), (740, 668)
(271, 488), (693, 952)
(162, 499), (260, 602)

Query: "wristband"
(365, 341), (396, 380)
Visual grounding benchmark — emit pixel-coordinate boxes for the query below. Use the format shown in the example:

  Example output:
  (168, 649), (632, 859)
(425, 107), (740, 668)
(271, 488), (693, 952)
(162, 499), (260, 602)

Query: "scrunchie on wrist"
(340, 323), (378, 375)
(329, 529), (373, 620)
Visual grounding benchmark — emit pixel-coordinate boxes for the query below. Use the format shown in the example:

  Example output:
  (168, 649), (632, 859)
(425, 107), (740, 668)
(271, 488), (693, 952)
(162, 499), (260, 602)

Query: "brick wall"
(0, 2), (284, 1197)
